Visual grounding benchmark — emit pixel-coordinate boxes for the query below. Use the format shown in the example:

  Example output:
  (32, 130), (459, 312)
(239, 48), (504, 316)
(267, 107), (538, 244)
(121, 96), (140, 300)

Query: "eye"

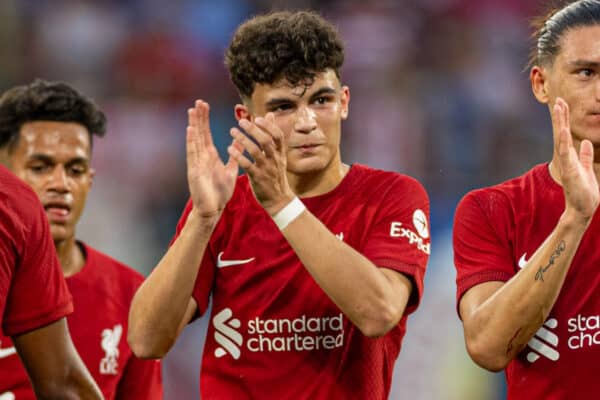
(271, 103), (293, 112)
(313, 96), (331, 105)
(577, 68), (594, 78)
(68, 164), (87, 176)
(28, 163), (50, 173)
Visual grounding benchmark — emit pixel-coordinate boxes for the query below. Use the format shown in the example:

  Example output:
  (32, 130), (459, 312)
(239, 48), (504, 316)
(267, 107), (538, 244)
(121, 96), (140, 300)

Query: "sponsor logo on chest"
(522, 314), (600, 364)
(212, 308), (344, 360)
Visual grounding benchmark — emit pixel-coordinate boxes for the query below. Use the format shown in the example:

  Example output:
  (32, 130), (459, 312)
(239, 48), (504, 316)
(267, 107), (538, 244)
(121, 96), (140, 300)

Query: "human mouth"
(291, 142), (321, 150)
(44, 202), (72, 223)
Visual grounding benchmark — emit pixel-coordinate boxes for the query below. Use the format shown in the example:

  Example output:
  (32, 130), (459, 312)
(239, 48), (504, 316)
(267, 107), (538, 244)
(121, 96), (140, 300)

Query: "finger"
(560, 100), (574, 149)
(225, 140), (242, 174)
(552, 99), (564, 156)
(239, 118), (276, 154)
(230, 127), (266, 162)
(188, 107), (196, 127)
(255, 113), (285, 149)
(186, 126), (201, 169)
(227, 140), (254, 172)
(579, 139), (595, 171)
(556, 100), (572, 166)
(195, 100), (215, 148)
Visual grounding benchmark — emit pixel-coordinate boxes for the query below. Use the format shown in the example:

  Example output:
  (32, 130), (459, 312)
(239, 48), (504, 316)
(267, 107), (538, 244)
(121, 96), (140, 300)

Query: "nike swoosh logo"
(0, 346), (16, 359)
(217, 252), (255, 268)
(518, 253), (529, 269)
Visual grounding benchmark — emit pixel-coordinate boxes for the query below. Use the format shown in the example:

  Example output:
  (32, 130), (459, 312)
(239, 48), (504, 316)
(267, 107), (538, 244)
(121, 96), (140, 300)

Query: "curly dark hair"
(0, 79), (106, 150)
(528, 0), (600, 69)
(225, 11), (345, 100)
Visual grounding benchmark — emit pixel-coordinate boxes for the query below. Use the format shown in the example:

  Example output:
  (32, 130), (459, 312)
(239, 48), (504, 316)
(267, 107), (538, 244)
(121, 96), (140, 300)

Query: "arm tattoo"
(535, 240), (566, 282)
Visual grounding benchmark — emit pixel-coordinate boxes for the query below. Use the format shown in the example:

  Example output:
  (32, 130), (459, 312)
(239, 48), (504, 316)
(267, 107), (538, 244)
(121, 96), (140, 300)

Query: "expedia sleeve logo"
(389, 209), (430, 255)
(212, 308), (344, 360)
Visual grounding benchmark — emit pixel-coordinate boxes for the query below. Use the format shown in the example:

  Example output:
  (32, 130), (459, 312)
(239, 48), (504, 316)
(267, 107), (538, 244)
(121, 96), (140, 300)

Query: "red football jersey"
(173, 164), (430, 399)
(0, 243), (162, 400)
(454, 163), (600, 399)
(0, 164), (72, 337)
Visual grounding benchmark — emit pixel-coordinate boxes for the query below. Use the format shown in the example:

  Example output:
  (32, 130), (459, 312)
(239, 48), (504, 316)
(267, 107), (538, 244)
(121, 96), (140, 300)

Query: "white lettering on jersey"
(567, 314), (600, 350)
(212, 309), (345, 360)
(100, 324), (122, 375)
(390, 222), (430, 255)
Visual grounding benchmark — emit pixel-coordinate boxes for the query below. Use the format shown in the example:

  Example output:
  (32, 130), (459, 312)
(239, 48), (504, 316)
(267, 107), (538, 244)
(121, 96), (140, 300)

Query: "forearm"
(14, 319), (103, 400)
(281, 210), (411, 337)
(464, 209), (590, 369)
(34, 366), (104, 400)
(128, 209), (217, 357)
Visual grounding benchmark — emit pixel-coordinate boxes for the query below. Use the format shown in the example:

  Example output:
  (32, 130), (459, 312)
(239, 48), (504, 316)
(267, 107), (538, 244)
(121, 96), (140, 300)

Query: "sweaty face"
(543, 25), (600, 145)
(9, 121), (94, 243)
(248, 69), (350, 176)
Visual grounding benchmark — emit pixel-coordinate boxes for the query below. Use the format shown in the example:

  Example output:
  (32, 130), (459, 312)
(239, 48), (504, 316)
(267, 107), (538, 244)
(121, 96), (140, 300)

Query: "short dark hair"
(0, 79), (106, 151)
(225, 11), (345, 100)
(529, 0), (600, 68)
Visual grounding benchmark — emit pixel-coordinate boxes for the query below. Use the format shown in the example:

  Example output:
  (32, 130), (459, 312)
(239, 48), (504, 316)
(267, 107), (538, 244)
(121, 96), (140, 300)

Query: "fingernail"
(239, 119), (250, 128)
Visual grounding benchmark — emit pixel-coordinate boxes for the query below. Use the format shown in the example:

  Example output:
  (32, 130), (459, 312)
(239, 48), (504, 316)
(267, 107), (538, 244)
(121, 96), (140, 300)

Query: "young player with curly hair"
(130, 11), (430, 399)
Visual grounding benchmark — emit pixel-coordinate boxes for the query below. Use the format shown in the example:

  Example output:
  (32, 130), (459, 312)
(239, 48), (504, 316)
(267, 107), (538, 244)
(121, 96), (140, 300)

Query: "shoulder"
(0, 166), (49, 249)
(456, 165), (542, 219)
(0, 165), (44, 224)
(353, 164), (428, 201)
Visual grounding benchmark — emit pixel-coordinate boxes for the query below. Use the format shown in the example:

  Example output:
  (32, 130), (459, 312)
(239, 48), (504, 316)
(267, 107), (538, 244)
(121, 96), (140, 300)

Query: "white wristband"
(272, 197), (305, 230)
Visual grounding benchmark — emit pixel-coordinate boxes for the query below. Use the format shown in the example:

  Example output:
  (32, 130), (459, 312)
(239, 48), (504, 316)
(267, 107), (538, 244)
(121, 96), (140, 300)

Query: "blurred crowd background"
(0, 0), (557, 398)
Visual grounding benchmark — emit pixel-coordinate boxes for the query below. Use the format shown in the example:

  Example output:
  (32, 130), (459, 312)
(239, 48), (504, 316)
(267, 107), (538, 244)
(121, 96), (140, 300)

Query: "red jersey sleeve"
(361, 176), (430, 314)
(170, 199), (216, 317)
(453, 190), (515, 315)
(115, 356), (163, 399)
(2, 186), (72, 336)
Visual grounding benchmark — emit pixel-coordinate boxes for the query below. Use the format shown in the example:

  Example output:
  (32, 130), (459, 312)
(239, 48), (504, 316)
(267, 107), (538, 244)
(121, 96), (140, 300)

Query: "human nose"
(47, 166), (70, 193)
(293, 106), (317, 133)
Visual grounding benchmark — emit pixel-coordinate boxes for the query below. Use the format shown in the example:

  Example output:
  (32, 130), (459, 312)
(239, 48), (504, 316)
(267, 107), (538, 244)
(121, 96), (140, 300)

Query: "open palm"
(552, 98), (600, 219)
(186, 100), (239, 217)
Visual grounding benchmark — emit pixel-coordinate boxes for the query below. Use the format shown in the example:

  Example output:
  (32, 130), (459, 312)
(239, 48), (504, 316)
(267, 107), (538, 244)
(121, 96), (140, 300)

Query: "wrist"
(187, 207), (221, 230)
(265, 193), (297, 216)
(271, 197), (306, 230)
(560, 207), (593, 230)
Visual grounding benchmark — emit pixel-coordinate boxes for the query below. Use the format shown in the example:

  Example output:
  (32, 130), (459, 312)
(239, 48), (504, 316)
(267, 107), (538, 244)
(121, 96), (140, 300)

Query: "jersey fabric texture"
(0, 164), (72, 337)
(454, 163), (600, 399)
(173, 164), (430, 400)
(0, 242), (163, 400)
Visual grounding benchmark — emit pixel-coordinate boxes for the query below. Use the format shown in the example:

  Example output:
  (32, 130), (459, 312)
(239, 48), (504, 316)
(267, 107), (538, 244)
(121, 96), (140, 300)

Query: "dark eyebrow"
(567, 60), (600, 68)
(309, 87), (337, 100)
(28, 154), (89, 165)
(28, 154), (54, 163)
(264, 86), (338, 108)
(265, 97), (294, 109)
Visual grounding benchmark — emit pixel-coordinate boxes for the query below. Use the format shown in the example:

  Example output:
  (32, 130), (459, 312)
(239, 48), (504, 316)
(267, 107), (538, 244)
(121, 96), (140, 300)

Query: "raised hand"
(186, 100), (240, 218)
(552, 98), (600, 222)
(227, 113), (295, 215)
